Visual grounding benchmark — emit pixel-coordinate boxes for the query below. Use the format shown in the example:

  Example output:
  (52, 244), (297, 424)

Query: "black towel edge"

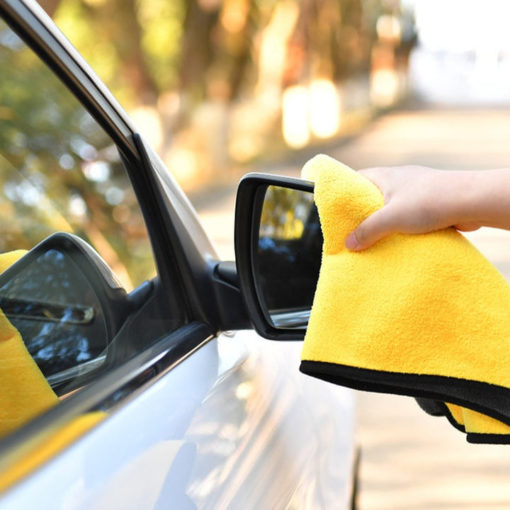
(300, 360), (510, 427)
(414, 398), (473, 433)
(466, 432), (510, 444)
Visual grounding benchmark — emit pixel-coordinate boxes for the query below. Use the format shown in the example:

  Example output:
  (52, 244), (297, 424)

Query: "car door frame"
(0, 0), (245, 475)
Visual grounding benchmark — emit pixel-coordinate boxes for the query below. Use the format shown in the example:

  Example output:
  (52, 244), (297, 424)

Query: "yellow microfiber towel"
(0, 250), (28, 273)
(0, 249), (107, 490)
(445, 403), (510, 437)
(0, 250), (59, 438)
(0, 411), (107, 492)
(300, 154), (510, 444)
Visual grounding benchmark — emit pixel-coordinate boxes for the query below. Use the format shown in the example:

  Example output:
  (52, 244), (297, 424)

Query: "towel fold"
(300, 154), (510, 443)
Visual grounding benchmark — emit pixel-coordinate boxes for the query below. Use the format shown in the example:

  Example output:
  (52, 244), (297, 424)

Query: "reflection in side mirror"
(235, 173), (321, 340)
(256, 186), (321, 328)
(0, 233), (130, 390)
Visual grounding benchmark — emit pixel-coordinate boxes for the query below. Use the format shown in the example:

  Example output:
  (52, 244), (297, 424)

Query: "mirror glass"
(255, 185), (322, 329)
(0, 248), (108, 386)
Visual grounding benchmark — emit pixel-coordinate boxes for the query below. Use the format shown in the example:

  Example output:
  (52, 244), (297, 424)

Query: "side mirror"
(0, 232), (131, 389)
(235, 174), (321, 340)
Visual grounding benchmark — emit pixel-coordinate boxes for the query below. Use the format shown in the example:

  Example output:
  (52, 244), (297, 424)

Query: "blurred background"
(36, 0), (510, 192)
(38, 0), (416, 192)
(37, 0), (510, 508)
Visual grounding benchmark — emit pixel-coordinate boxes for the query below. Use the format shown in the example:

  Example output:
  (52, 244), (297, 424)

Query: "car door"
(0, 0), (215, 497)
(0, 1), (357, 508)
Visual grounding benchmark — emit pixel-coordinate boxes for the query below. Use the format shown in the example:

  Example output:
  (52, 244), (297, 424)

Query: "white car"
(0, 1), (358, 508)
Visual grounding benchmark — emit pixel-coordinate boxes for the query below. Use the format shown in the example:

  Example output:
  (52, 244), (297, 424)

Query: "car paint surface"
(0, 331), (355, 509)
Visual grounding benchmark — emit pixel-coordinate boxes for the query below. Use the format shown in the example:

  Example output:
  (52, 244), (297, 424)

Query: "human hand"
(345, 166), (482, 251)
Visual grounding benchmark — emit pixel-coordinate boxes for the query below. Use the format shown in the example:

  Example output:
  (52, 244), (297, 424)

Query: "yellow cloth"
(300, 154), (510, 443)
(445, 403), (510, 442)
(0, 412), (107, 492)
(0, 251), (28, 273)
(0, 249), (106, 490)
(0, 251), (59, 438)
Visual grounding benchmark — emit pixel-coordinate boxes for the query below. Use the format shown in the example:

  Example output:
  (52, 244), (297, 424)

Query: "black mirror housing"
(0, 233), (133, 387)
(0, 232), (130, 336)
(234, 173), (320, 341)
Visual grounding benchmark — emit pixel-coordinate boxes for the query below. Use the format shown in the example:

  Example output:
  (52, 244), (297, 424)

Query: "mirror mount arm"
(215, 261), (239, 288)
(210, 261), (250, 332)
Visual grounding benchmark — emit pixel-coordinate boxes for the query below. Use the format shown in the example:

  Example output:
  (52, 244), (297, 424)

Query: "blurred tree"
(33, 0), (411, 186)
(38, 0), (62, 17)
(56, 0), (159, 106)
(281, 0), (373, 86)
(178, 0), (255, 115)
(45, 0), (383, 107)
(102, 0), (160, 105)
(179, 0), (221, 102)
(51, 0), (185, 107)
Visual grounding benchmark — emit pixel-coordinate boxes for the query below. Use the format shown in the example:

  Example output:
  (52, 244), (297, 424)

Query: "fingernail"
(345, 232), (360, 251)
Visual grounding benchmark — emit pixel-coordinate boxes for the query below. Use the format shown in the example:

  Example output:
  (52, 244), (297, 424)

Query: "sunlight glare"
(309, 79), (341, 139)
(166, 148), (199, 184)
(282, 85), (310, 148)
(370, 69), (399, 107)
(129, 106), (163, 152)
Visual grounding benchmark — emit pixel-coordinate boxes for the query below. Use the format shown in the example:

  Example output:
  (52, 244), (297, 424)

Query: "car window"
(0, 19), (155, 290)
(0, 19), (170, 398)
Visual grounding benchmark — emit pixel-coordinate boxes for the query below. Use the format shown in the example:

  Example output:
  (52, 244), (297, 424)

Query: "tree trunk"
(38, 0), (62, 18)
(110, 0), (159, 105)
(179, 0), (220, 100)
(78, 0), (160, 106)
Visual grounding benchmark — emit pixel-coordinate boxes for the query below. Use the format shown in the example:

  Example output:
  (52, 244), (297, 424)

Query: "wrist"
(447, 170), (510, 230)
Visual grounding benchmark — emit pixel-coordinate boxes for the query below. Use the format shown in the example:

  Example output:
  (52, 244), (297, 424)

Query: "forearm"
(447, 169), (510, 230)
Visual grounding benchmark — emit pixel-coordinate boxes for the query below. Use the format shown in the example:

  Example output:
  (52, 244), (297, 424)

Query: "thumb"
(345, 207), (396, 251)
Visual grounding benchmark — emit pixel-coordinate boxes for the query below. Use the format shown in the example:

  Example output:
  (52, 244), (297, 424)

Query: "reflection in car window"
(260, 186), (316, 240)
(0, 247), (109, 386)
(0, 19), (155, 290)
(0, 19), (166, 401)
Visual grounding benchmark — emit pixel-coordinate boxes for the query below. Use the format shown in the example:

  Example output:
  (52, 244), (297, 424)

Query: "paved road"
(193, 106), (510, 509)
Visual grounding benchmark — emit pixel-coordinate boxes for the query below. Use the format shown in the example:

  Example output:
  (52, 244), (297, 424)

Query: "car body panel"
(0, 332), (355, 509)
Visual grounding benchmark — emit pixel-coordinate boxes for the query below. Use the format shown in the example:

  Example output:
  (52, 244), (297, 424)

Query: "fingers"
(345, 207), (397, 251)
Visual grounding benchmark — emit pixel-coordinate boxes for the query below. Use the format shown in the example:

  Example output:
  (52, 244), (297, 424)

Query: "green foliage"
(260, 186), (315, 240)
(55, 0), (134, 106)
(137, 0), (186, 91)
(43, 0), (407, 186)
